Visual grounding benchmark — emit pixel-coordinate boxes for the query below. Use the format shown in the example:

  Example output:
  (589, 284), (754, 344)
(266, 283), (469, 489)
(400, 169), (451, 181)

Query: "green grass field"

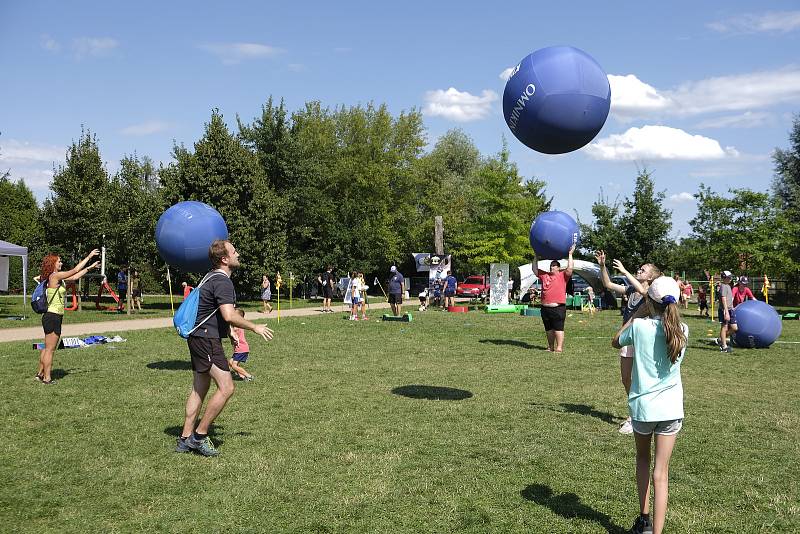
(1, 308), (798, 532)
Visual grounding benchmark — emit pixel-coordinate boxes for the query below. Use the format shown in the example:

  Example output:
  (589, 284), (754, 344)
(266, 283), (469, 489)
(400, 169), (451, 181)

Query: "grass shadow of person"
(147, 360), (192, 371)
(520, 484), (626, 534)
(529, 402), (622, 426)
(559, 403), (620, 425)
(391, 385), (473, 401)
(479, 339), (546, 350)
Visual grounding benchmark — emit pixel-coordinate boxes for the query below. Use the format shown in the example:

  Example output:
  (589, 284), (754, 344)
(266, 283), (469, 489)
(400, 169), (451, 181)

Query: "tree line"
(1, 102), (799, 296)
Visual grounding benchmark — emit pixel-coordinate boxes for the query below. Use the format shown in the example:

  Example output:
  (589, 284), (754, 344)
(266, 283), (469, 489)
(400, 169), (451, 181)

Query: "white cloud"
(423, 88), (498, 122)
(499, 67), (514, 81)
(288, 63), (307, 73)
(608, 74), (673, 121)
(668, 67), (800, 115)
(119, 120), (170, 136)
(199, 42), (285, 64)
(708, 11), (800, 34)
(0, 139), (64, 164)
(606, 67), (800, 121)
(585, 125), (739, 161)
(72, 37), (119, 58)
(668, 192), (695, 203)
(40, 34), (60, 52)
(695, 111), (773, 129)
(0, 139), (66, 200)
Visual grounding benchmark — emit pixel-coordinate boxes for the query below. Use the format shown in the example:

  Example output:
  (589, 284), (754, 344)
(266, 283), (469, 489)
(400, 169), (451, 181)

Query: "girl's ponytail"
(660, 301), (686, 363)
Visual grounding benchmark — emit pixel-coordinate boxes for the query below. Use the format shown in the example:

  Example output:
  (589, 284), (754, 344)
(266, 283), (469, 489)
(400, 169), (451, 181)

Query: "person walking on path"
(260, 274), (273, 314)
(36, 249), (100, 384)
(177, 240), (273, 457)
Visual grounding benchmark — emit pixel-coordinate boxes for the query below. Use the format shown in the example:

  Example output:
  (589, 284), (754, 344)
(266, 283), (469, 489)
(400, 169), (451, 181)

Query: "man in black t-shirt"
(319, 266), (334, 313)
(177, 240), (274, 457)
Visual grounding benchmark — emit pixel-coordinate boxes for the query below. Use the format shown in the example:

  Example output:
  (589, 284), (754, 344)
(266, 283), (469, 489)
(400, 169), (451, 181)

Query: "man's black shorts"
(42, 312), (63, 336)
(322, 286), (334, 299)
(541, 304), (566, 331)
(388, 293), (403, 304)
(188, 336), (230, 373)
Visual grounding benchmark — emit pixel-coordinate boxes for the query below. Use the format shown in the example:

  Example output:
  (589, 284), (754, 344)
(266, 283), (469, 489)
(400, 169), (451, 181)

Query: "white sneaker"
(618, 418), (633, 435)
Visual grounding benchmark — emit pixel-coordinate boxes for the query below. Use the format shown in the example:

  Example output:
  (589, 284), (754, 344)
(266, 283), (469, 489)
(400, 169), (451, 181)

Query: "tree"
(617, 169), (672, 269)
(107, 155), (162, 273)
(773, 113), (800, 214)
(41, 129), (112, 263)
(0, 175), (43, 289)
(689, 185), (799, 278)
(579, 189), (625, 261)
(772, 114), (800, 280)
(448, 144), (550, 273)
(160, 110), (286, 293)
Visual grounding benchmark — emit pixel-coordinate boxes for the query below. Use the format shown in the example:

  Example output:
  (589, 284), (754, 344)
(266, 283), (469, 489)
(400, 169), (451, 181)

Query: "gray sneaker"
(186, 435), (219, 457)
(175, 437), (191, 453)
(631, 515), (653, 534)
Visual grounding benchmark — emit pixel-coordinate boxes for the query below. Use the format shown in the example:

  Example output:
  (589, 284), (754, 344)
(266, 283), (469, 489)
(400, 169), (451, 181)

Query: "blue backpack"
(31, 279), (58, 314)
(173, 272), (224, 339)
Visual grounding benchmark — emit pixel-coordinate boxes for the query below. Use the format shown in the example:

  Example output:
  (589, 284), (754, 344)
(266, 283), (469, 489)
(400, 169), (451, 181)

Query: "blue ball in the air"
(530, 211), (579, 259)
(733, 299), (782, 348)
(503, 46), (611, 154)
(155, 201), (229, 273)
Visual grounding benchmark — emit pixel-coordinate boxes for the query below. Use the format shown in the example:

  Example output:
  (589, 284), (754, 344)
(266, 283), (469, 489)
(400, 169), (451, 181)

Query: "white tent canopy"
(0, 240), (29, 316)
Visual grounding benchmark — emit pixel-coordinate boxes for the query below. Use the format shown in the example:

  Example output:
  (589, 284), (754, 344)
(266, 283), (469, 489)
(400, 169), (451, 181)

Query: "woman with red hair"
(36, 249), (100, 384)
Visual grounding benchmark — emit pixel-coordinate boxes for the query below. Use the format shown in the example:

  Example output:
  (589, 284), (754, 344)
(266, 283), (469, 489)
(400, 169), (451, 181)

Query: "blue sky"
(2, 1), (799, 238)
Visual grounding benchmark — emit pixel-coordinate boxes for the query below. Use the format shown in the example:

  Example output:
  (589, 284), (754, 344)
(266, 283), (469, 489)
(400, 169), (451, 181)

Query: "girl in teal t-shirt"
(612, 276), (688, 534)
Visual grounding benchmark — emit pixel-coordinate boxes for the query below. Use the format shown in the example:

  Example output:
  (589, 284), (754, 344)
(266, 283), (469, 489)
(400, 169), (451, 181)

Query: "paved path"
(0, 302), (395, 343)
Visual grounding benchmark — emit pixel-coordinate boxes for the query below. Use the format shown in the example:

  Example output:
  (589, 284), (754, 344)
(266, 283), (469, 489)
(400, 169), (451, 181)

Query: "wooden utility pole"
(434, 216), (444, 255)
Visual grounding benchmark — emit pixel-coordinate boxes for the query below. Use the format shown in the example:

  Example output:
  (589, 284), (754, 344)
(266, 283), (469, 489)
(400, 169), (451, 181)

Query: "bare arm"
(564, 245), (575, 277)
(50, 249), (100, 284)
(595, 250), (625, 294)
(220, 304), (274, 341)
(65, 261), (100, 281)
(612, 259), (646, 295)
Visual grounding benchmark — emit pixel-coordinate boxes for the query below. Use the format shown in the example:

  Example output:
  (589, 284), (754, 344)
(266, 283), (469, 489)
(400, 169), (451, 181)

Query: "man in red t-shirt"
(534, 245), (575, 352)
(732, 276), (755, 306)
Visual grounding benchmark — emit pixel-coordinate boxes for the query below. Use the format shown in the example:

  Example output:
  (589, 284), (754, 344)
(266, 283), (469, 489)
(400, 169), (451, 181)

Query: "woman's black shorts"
(42, 312), (63, 336)
(541, 304), (566, 331)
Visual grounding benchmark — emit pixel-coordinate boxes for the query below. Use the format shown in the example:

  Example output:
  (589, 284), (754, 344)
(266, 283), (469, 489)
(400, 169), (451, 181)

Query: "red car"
(456, 275), (489, 298)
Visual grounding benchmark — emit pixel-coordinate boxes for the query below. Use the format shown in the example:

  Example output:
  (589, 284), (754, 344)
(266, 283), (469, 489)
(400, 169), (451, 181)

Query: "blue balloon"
(155, 201), (229, 273)
(733, 299), (782, 348)
(530, 211), (579, 259)
(503, 46), (611, 154)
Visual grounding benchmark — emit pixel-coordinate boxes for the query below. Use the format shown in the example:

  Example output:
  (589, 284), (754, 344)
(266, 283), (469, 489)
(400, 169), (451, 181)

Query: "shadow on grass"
(479, 339), (546, 350)
(520, 484), (626, 534)
(392, 385), (473, 401)
(529, 402), (622, 425)
(147, 360), (192, 371)
(51, 368), (71, 380)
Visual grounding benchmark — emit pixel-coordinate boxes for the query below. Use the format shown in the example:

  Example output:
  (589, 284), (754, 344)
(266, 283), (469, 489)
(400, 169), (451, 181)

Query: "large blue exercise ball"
(503, 46), (611, 154)
(530, 211), (579, 259)
(155, 201), (229, 273)
(733, 300), (782, 348)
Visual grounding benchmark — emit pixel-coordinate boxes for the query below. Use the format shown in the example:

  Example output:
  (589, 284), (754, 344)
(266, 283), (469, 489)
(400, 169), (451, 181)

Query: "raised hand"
(595, 250), (606, 265)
